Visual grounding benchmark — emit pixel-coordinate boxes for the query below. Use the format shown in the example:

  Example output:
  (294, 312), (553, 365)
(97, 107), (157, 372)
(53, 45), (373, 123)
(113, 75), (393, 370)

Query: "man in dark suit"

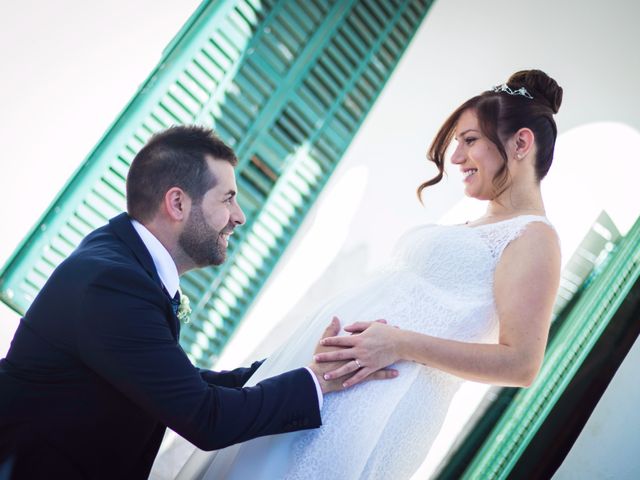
(0, 126), (395, 479)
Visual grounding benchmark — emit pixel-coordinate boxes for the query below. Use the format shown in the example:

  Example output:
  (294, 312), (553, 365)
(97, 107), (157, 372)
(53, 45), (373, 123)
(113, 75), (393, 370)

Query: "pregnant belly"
(319, 271), (495, 340)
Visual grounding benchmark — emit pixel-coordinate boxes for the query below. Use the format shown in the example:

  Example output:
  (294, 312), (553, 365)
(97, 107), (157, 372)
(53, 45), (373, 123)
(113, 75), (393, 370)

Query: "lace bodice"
(393, 214), (552, 281)
(174, 215), (554, 480)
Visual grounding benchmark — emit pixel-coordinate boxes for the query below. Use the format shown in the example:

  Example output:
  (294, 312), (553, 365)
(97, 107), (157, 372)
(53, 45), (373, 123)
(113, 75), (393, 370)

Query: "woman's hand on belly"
(315, 320), (403, 388)
(309, 317), (399, 393)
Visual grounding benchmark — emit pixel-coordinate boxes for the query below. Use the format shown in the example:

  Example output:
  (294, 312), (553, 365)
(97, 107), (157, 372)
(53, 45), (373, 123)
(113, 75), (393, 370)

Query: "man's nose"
(232, 203), (246, 226)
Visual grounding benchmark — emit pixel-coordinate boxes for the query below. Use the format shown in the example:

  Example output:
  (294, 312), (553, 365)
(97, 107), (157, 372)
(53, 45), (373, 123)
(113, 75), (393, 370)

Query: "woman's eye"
(464, 137), (476, 145)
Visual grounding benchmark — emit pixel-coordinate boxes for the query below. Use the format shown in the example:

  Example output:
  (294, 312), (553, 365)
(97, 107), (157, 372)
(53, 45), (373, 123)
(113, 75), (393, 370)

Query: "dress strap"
(473, 215), (555, 261)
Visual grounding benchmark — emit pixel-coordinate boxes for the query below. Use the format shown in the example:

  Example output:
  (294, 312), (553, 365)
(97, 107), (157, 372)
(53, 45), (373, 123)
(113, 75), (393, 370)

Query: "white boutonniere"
(177, 288), (191, 323)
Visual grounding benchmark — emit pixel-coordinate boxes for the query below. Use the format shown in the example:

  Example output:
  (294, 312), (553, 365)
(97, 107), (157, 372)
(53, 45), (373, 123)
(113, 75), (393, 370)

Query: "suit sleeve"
(197, 360), (264, 388)
(75, 267), (321, 451)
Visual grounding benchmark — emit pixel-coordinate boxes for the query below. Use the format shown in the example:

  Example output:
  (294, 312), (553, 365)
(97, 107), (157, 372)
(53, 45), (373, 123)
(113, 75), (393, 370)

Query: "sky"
(1, 0), (639, 477)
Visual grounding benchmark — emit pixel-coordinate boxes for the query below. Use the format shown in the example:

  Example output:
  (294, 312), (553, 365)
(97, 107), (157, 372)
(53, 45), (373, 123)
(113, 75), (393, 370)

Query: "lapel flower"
(177, 288), (191, 323)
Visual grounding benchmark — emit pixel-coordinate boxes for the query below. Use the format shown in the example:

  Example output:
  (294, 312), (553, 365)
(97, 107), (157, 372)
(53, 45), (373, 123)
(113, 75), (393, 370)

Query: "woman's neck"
(485, 183), (545, 219)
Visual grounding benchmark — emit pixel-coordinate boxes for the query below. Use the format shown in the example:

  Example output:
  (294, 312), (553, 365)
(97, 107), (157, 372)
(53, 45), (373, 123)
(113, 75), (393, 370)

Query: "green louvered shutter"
(552, 211), (620, 318)
(434, 213), (640, 479)
(0, 0), (434, 364)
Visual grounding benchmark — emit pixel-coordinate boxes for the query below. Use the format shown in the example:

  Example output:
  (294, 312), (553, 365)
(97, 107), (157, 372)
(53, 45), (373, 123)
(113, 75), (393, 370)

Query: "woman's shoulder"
(495, 219), (562, 299)
(477, 214), (556, 240)
(512, 215), (558, 242)
(501, 217), (561, 264)
(470, 214), (559, 262)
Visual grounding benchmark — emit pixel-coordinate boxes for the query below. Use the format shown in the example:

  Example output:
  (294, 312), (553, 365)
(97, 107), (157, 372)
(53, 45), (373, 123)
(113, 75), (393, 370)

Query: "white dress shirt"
(131, 219), (179, 297)
(130, 219), (323, 409)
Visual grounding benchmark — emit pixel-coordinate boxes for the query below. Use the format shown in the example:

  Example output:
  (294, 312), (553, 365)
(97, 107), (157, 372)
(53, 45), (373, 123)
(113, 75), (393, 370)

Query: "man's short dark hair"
(126, 125), (237, 222)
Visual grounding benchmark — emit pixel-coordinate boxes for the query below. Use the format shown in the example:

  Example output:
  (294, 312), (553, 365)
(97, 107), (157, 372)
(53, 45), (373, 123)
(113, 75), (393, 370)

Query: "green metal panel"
(439, 213), (640, 479)
(0, 0), (434, 364)
(552, 211), (620, 318)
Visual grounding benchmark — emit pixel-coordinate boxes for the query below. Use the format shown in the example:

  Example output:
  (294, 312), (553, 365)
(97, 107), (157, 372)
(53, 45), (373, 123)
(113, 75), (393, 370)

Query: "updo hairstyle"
(417, 69), (563, 201)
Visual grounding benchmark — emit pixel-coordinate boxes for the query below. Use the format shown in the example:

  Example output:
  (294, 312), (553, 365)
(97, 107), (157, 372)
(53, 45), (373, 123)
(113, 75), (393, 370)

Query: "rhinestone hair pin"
(492, 83), (533, 99)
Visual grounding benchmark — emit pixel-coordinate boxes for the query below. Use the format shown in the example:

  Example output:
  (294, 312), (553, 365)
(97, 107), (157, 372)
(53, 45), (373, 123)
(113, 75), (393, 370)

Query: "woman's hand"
(309, 317), (399, 393)
(314, 319), (402, 388)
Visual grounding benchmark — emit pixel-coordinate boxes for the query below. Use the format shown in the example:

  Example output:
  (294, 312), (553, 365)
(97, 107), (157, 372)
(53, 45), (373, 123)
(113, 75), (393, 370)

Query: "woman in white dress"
(178, 69), (563, 479)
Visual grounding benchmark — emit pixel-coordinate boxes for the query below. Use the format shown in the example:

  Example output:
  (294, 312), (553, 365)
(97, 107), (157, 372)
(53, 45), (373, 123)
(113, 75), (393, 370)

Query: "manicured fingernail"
(324, 374), (330, 380)
(342, 382), (348, 388)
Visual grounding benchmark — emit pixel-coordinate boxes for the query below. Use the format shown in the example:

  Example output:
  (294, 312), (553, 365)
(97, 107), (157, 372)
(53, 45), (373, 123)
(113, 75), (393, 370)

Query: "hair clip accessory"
(492, 83), (533, 99)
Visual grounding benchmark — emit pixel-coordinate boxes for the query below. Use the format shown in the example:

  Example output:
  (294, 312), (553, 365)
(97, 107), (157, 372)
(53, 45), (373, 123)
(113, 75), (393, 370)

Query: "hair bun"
(507, 69), (563, 114)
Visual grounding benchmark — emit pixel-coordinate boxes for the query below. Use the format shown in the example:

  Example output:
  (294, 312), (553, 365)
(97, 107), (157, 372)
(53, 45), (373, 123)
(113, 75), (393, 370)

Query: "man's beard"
(178, 203), (228, 267)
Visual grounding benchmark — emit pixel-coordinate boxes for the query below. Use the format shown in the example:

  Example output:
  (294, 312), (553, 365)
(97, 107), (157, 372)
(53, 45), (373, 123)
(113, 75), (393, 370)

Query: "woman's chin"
(463, 188), (477, 199)
(463, 187), (491, 201)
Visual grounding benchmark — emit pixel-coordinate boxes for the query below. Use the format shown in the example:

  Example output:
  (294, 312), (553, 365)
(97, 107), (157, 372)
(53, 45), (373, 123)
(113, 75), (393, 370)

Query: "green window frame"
(0, 0), (434, 364)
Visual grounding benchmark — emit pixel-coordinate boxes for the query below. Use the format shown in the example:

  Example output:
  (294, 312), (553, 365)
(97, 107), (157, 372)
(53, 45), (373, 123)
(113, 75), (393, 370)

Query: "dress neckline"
(458, 214), (548, 230)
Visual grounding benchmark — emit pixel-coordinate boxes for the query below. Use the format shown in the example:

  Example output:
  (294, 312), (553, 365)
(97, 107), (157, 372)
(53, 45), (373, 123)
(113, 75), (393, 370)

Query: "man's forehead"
(205, 156), (235, 175)
(206, 157), (237, 190)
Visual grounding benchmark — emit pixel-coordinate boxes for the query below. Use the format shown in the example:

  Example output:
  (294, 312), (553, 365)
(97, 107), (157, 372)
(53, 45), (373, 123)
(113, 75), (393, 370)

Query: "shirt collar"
(131, 219), (180, 297)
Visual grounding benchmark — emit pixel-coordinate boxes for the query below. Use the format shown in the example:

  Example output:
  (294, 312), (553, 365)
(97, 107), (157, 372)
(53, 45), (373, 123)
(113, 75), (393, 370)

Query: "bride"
(173, 69), (563, 479)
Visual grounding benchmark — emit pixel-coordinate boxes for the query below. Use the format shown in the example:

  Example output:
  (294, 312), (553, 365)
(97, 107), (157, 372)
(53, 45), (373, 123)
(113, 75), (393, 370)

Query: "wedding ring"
(354, 359), (362, 369)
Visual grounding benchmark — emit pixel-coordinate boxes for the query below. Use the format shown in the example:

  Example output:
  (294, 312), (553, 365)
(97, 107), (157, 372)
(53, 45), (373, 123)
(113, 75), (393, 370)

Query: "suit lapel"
(109, 213), (180, 339)
(109, 213), (162, 286)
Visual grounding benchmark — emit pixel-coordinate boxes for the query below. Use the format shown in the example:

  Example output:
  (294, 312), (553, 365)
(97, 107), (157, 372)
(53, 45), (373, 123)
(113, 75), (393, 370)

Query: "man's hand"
(308, 317), (398, 393)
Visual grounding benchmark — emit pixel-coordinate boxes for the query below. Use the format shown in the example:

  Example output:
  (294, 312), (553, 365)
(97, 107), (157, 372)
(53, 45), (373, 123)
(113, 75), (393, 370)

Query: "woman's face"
(450, 109), (505, 200)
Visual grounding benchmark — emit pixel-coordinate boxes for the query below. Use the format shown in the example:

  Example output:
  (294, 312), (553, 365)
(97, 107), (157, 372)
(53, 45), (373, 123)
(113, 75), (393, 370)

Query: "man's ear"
(513, 127), (535, 159)
(163, 187), (191, 221)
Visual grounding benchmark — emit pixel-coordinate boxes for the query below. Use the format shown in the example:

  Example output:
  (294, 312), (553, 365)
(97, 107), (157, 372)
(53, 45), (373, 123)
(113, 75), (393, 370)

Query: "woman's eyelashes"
(464, 136), (477, 145)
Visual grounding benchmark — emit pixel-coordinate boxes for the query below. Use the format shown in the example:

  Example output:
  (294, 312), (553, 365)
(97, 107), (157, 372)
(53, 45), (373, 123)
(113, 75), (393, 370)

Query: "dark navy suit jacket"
(0, 213), (320, 479)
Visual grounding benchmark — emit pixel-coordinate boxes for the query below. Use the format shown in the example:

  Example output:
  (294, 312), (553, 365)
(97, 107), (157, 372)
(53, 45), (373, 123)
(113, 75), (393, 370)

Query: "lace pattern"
(469, 215), (553, 261)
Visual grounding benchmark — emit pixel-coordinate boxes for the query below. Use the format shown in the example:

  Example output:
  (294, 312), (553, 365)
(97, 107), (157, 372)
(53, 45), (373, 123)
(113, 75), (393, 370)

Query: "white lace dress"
(175, 215), (552, 480)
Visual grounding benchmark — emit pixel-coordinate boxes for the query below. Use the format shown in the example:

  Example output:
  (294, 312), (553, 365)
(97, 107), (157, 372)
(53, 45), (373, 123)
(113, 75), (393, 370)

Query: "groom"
(0, 126), (395, 479)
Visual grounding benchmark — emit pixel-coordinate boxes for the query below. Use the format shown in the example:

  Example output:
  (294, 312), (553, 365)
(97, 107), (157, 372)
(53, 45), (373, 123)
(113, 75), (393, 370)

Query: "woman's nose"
(450, 145), (465, 165)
